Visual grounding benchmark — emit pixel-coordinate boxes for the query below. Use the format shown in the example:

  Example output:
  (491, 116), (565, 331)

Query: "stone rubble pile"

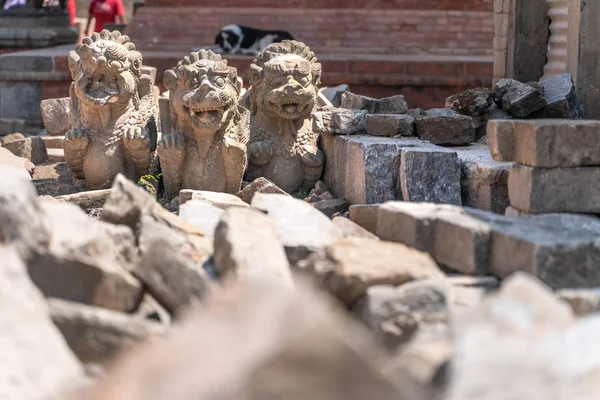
(1, 164), (600, 399)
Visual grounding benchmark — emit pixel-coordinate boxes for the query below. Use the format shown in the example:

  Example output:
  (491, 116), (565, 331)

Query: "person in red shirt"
(85, 0), (126, 35)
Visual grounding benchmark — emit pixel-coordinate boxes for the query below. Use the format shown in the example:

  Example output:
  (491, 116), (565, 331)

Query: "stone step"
(508, 164), (600, 214)
(488, 119), (600, 167)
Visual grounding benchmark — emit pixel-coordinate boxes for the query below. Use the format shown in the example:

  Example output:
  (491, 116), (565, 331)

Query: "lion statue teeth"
(64, 29), (158, 190)
(244, 40), (324, 194)
(158, 49), (249, 200)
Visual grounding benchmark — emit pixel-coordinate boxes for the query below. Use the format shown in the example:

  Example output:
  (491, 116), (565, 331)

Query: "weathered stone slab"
(304, 237), (442, 305)
(340, 91), (377, 113)
(488, 119), (600, 167)
(179, 190), (249, 209)
(508, 164), (600, 213)
(29, 202), (143, 313)
(530, 73), (583, 119)
(400, 148), (461, 205)
(349, 204), (380, 234)
(178, 200), (224, 239)
(0, 248), (84, 399)
(48, 298), (166, 364)
(136, 216), (212, 314)
(415, 109), (474, 146)
(3, 136), (48, 164)
(375, 94), (409, 114)
(237, 177), (290, 204)
(251, 193), (342, 265)
(366, 114), (414, 137)
(353, 278), (449, 348)
(312, 108), (367, 135)
(214, 207), (293, 287)
(455, 144), (511, 214)
(40, 97), (70, 136)
(47, 148), (64, 162)
(332, 216), (379, 240)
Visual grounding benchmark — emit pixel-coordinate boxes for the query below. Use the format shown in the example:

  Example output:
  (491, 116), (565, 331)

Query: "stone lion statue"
(64, 30), (158, 190)
(244, 40), (324, 193)
(158, 49), (249, 199)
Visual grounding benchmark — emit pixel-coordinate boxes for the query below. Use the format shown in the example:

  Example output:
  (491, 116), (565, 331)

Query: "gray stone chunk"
(0, 248), (84, 399)
(178, 200), (224, 239)
(454, 144), (511, 214)
(445, 87), (492, 128)
(312, 108), (367, 135)
(499, 79), (547, 117)
(40, 97), (70, 136)
(508, 164), (600, 213)
(340, 91), (377, 113)
(415, 109), (475, 146)
(488, 103), (514, 120)
(353, 279), (450, 348)
(366, 114), (414, 137)
(530, 73), (583, 119)
(313, 198), (350, 218)
(3, 136), (48, 164)
(375, 94), (408, 114)
(488, 119), (600, 168)
(214, 207), (293, 287)
(400, 148), (461, 205)
(237, 177), (290, 204)
(48, 298), (167, 364)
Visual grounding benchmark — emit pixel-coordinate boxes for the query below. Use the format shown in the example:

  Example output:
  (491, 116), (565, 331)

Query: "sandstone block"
(375, 94), (409, 114)
(366, 114), (414, 137)
(178, 200), (224, 239)
(40, 97), (70, 136)
(47, 148), (64, 162)
(0, 248), (84, 399)
(48, 298), (166, 364)
(214, 207), (293, 287)
(237, 177), (290, 204)
(313, 198), (350, 218)
(312, 108), (367, 135)
(349, 204), (380, 234)
(3, 136), (48, 164)
(332, 216), (379, 240)
(415, 108), (475, 146)
(340, 91), (377, 113)
(305, 237), (442, 305)
(400, 148), (461, 205)
(508, 164), (600, 213)
(488, 119), (600, 167)
(455, 144), (511, 214)
(136, 216), (212, 314)
(353, 278), (449, 349)
(251, 193), (342, 265)
(530, 73), (583, 119)
(179, 189), (249, 209)
(29, 202), (143, 313)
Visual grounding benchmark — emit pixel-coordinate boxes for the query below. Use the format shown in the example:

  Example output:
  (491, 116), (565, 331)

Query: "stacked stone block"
(488, 119), (600, 214)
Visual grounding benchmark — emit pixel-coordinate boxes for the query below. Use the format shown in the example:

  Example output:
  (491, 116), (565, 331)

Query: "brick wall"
(129, 5), (493, 57)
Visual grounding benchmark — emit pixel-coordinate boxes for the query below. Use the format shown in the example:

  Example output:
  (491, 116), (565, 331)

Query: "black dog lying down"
(214, 24), (294, 55)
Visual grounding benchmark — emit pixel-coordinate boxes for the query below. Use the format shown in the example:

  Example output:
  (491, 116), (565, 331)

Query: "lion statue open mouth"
(157, 50), (249, 199)
(63, 30), (158, 190)
(244, 40), (324, 194)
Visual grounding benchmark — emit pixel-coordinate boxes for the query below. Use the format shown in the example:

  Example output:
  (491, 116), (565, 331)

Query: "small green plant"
(137, 173), (162, 197)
